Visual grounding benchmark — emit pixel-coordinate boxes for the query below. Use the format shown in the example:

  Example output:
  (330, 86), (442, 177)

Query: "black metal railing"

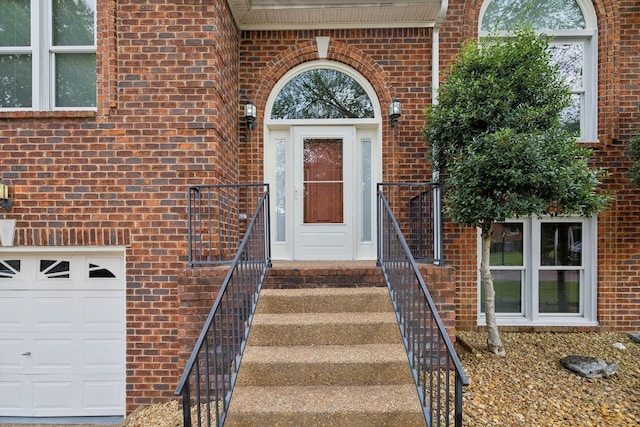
(377, 183), (443, 264)
(175, 187), (271, 427)
(377, 184), (468, 427)
(188, 184), (270, 267)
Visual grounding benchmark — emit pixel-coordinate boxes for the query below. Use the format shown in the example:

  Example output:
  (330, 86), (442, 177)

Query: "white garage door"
(0, 251), (126, 417)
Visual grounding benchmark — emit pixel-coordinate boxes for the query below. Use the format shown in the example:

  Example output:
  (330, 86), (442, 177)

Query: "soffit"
(229, 0), (445, 30)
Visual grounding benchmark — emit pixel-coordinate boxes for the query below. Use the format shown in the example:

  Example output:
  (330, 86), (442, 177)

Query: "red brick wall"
(0, 0), (240, 412)
(418, 264), (458, 341)
(599, 0), (640, 330)
(177, 267), (227, 362)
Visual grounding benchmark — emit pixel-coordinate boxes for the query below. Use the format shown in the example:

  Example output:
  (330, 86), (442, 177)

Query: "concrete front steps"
(225, 286), (426, 427)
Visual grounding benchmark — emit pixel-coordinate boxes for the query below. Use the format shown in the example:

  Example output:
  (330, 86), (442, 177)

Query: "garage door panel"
(33, 296), (75, 327)
(0, 251), (125, 418)
(27, 291), (124, 333)
(28, 334), (123, 374)
(84, 338), (125, 369)
(32, 379), (74, 414)
(33, 339), (74, 369)
(0, 377), (29, 415)
(0, 296), (26, 329)
(0, 339), (25, 372)
(83, 379), (125, 412)
(30, 375), (124, 417)
(83, 295), (125, 328)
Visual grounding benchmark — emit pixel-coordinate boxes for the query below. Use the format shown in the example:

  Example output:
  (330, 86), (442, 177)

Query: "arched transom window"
(270, 68), (374, 120)
(479, 0), (597, 141)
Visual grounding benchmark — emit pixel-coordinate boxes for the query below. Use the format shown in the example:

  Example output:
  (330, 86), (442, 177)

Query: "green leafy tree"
(424, 28), (610, 356)
(627, 106), (640, 185)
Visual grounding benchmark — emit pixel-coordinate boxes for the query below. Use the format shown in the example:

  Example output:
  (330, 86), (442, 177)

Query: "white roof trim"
(229, 0), (444, 30)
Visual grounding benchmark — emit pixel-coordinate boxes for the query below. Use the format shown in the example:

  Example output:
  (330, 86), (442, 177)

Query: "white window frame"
(0, 0), (97, 112)
(478, 216), (598, 327)
(478, 0), (598, 142)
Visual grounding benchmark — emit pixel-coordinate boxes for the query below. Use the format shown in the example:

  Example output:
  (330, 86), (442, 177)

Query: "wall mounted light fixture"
(389, 98), (401, 129)
(0, 184), (13, 210)
(244, 101), (257, 131)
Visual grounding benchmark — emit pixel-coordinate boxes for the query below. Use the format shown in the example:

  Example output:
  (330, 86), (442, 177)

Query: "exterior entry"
(264, 62), (381, 260)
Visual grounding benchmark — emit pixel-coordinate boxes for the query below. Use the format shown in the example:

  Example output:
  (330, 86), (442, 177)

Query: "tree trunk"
(481, 223), (506, 356)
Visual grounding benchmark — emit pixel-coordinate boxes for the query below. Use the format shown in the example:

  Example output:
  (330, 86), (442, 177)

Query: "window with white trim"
(479, 0), (598, 141)
(479, 216), (598, 326)
(0, 0), (96, 110)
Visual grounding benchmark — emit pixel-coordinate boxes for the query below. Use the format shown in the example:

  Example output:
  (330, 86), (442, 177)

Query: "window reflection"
(539, 222), (582, 314)
(53, 0), (96, 46)
(482, 271), (523, 313)
(55, 53), (96, 107)
(549, 43), (584, 135)
(488, 222), (524, 314)
(275, 139), (286, 242)
(490, 223), (523, 266)
(539, 270), (580, 313)
(0, 0), (31, 46)
(540, 223), (582, 266)
(272, 69), (374, 119)
(481, 0), (586, 31)
(0, 54), (32, 108)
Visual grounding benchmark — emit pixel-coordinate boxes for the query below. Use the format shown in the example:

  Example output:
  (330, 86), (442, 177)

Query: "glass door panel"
(303, 138), (343, 224)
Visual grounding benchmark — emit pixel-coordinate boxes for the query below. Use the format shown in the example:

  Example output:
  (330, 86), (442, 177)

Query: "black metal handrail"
(188, 184), (270, 267)
(377, 182), (444, 265)
(377, 184), (468, 427)
(175, 187), (271, 427)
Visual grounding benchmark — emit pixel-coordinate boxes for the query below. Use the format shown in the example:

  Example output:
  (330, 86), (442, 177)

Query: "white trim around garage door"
(0, 248), (126, 418)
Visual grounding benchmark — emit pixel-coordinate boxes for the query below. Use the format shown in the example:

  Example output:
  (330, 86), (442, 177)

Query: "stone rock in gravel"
(628, 333), (640, 344)
(612, 342), (627, 350)
(561, 355), (618, 378)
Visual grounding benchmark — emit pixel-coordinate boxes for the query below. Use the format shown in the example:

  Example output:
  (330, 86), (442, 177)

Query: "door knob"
(21, 352), (31, 356)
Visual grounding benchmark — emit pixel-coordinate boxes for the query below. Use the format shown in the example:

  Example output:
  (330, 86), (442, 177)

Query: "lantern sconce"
(389, 98), (401, 129)
(0, 184), (13, 210)
(244, 101), (257, 132)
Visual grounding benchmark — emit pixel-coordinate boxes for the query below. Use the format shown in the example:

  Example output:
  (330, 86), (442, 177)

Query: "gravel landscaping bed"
(457, 331), (640, 426)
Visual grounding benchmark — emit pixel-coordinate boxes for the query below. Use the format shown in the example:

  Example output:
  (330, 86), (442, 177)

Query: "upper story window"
(271, 69), (374, 120)
(0, 0), (96, 111)
(479, 0), (597, 141)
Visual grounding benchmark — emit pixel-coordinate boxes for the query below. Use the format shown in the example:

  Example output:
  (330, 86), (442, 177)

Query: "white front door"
(293, 126), (354, 260)
(268, 126), (378, 261)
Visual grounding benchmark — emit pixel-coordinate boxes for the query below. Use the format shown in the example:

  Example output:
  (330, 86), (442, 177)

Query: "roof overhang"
(229, 0), (446, 30)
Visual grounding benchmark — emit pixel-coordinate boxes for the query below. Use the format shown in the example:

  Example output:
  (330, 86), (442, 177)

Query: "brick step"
(224, 385), (425, 427)
(262, 264), (386, 289)
(236, 343), (413, 386)
(255, 287), (393, 314)
(246, 311), (402, 346)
